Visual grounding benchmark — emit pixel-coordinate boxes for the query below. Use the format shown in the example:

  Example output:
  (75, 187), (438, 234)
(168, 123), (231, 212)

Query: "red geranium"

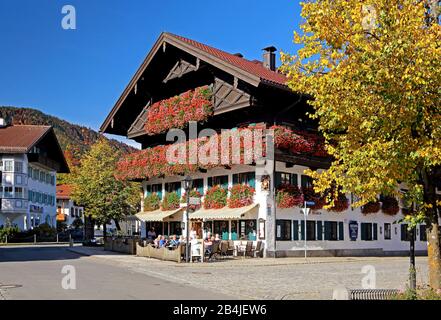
(228, 184), (255, 208)
(276, 184), (304, 208)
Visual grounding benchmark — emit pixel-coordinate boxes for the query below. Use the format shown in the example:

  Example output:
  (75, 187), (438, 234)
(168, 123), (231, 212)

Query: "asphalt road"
(0, 245), (234, 300)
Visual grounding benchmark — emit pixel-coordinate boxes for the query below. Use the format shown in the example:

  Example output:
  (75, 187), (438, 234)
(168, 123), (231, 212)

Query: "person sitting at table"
(147, 228), (156, 240)
(204, 236), (213, 257)
(179, 235), (185, 243)
(153, 235), (161, 247)
(214, 233), (221, 242)
(169, 235), (179, 247)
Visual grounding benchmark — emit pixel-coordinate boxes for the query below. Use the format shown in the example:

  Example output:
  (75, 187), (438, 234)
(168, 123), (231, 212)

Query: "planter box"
(136, 243), (183, 263)
(104, 237), (138, 255)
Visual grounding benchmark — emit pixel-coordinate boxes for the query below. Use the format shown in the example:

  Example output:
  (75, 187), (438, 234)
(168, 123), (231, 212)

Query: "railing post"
(5, 235), (7, 244)
(34, 234), (36, 244)
(56, 233), (59, 243)
(69, 234), (73, 247)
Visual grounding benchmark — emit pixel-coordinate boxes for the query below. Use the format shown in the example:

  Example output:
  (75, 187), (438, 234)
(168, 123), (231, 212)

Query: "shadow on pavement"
(0, 245), (83, 262)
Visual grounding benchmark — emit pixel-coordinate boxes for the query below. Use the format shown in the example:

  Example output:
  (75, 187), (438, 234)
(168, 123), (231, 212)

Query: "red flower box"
(276, 184), (304, 208)
(228, 184), (255, 208)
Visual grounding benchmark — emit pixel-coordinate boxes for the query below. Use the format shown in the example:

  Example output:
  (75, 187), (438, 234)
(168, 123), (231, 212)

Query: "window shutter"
(247, 172), (256, 189)
(324, 221), (331, 240)
(300, 220), (305, 240)
(291, 174), (298, 186)
(338, 222), (344, 240)
(293, 221), (299, 240)
(146, 185), (151, 196)
(317, 221), (323, 240)
(361, 223), (366, 240)
(233, 174), (239, 185)
(176, 184), (181, 198)
(222, 176), (229, 190)
(275, 172), (282, 188)
(373, 223), (378, 240)
(401, 224), (406, 241)
(207, 177), (213, 188)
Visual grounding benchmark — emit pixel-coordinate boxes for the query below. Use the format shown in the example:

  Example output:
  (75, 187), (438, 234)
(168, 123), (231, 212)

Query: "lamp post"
(183, 175), (193, 263)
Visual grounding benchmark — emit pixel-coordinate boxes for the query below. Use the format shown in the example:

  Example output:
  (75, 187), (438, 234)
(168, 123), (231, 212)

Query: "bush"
(144, 192), (161, 212)
(0, 225), (19, 242)
(33, 223), (57, 238)
(72, 218), (84, 230)
(392, 287), (441, 300)
(161, 192), (180, 211)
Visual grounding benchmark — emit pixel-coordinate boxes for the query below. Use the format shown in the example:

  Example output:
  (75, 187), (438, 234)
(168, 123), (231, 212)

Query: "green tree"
(281, 0), (440, 288)
(71, 138), (140, 237)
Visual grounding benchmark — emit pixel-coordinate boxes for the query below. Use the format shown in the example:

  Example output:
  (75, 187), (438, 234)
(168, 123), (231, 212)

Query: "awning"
(190, 203), (259, 220)
(136, 207), (185, 222)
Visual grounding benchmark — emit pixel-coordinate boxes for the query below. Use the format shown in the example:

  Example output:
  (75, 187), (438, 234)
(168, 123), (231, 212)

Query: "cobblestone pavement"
(69, 246), (428, 300)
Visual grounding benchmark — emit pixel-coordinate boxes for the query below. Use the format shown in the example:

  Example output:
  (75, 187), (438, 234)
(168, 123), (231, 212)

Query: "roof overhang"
(190, 203), (259, 220)
(135, 207), (185, 222)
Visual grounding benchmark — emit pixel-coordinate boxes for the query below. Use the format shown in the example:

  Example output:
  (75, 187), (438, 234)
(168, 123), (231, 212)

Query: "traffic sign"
(305, 201), (316, 207)
(301, 208), (310, 216)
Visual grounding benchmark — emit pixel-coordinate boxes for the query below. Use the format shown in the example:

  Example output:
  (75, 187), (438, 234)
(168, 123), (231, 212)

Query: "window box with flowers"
(228, 184), (255, 208)
(381, 196), (400, 216)
(144, 193), (161, 212)
(276, 184), (304, 209)
(145, 86), (213, 135)
(204, 186), (228, 209)
(181, 189), (202, 212)
(361, 201), (381, 214)
(161, 192), (181, 211)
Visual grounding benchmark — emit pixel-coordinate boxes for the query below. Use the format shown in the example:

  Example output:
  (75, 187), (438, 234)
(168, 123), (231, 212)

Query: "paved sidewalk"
(68, 246), (429, 300)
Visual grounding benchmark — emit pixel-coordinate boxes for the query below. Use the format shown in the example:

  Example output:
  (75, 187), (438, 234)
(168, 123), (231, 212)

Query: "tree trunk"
(103, 223), (107, 239)
(114, 219), (121, 231)
(422, 169), (441, 289)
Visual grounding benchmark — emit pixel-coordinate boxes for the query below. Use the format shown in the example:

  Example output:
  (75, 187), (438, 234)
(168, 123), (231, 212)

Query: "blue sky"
(0, 0), (302, 145)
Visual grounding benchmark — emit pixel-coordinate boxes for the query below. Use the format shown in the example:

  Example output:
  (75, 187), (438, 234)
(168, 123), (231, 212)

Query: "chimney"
(262, 46), (277, 71)
(233, 53), (244, 58)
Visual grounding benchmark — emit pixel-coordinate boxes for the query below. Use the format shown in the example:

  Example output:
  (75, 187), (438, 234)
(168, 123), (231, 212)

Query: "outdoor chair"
(227, 240), (235, 256)
(205, 241), (220, 261)
(244, 241), (253, 258)
(251, 241), (262, 258)
(219, 241), (229, 259)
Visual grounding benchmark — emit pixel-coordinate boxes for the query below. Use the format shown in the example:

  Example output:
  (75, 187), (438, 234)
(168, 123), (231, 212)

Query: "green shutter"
(325, 221), (331, 240)
(247, 172), (256, 189)
(293, 221), (299, 240)
(275, 172), (282, 188)
(361, 223), (366, 240)
(291, 174), (298, 186)
(401, 224), (406, 241)
(233, 174), (239, 185)
(373, 223), (378, 240)
(338, 222), (344, 240)
(317, 221), (323, 240)
(221, 176), (229, 190)
(300, 220), (305, 240)
(157, 185), (162, 200)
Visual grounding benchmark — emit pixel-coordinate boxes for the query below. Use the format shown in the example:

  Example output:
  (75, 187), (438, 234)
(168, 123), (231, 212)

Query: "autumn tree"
(281, 0), (441, 288)
(71, 138), (140, 237)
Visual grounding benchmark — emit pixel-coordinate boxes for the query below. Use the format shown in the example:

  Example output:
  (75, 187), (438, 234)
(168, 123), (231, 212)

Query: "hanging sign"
(349, 220), (358, 241)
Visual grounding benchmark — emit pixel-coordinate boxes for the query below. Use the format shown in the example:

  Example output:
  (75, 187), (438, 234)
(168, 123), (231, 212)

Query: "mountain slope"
(0, 106), (135, 156)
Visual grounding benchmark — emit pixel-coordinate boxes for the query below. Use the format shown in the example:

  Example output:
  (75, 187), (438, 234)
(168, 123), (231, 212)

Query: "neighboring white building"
(0, 120), (69, 230)
(56, 184), (84, 227)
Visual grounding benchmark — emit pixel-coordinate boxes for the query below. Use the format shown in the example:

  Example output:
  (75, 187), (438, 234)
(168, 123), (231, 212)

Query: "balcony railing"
(1, 198), (29, 212)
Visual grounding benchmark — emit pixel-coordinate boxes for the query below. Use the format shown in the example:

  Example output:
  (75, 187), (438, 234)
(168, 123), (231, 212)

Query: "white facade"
(56, 198), (84, 227)
(140, 162), (438, 257)
(0, 154), (57, 230)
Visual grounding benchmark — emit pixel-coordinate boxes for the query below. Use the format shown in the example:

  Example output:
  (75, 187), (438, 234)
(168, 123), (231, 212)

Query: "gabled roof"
(100, 32), (288, 134)
(0, 125), (51, 153)
(56, 184), (73, 200)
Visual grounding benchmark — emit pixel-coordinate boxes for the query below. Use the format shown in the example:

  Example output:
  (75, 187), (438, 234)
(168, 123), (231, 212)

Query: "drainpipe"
(272, 94), (303, 257)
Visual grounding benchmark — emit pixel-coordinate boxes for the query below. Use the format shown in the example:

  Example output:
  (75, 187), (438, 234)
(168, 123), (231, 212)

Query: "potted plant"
(361, 201), (381, 214)
(301, 186), (326, 210)
(381, 196), (400, 215)
(328, 193), (350, 213)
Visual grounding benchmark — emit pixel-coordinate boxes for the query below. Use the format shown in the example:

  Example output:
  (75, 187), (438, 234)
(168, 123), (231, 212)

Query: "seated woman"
(204, 236), (213, 256)
(153, 235), (162, 247)
(159, 235), (167, 247)
(169, 235), (179, 247)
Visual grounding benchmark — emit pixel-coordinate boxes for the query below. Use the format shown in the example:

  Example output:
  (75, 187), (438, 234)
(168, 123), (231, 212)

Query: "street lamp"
(183, 175), (193, 263)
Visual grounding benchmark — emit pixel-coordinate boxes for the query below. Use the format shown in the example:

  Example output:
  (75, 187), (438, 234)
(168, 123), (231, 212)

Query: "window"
(208, 175), (228, 189)
(50, 175), (55, 185)
(401, 224), (416, 241)
(239, 220), (257, 240)
(169, 221), (182, 236)
(71, 207), (75, 218)
(361, 223), (378, 241)
(275, 172), (298, 187)
(192, 178), (204, 195)
(4, 186), (13, 198)
(233, 172), (256, 188)
(306, 221), (316, 240)
(28, 166), (33, 178)
(276, 220), (292, 241)
(301, 175), (313, 188)
(165, 182), (181, 198)
(384, 223), (392, 240)
(14, 161), (23, 173)
(420, 225), (427, 242)
(324, 221), (339, 241)
(213, 221), (229, 240)
(39, 171), (45, 182)
(4, 160), (13, 172)
(15, 187), (23, 199)
(16, 174), (23, 185)
(46, 173), (51, 184)
(147, 183), (163, 199)
(33, 168), (39, 180)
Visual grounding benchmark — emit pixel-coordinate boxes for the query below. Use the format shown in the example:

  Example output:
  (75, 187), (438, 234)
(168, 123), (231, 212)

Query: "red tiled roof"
(0, 125), (51, 153)
(168, 33), (288, 87)
(56, 184), (73, 200)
